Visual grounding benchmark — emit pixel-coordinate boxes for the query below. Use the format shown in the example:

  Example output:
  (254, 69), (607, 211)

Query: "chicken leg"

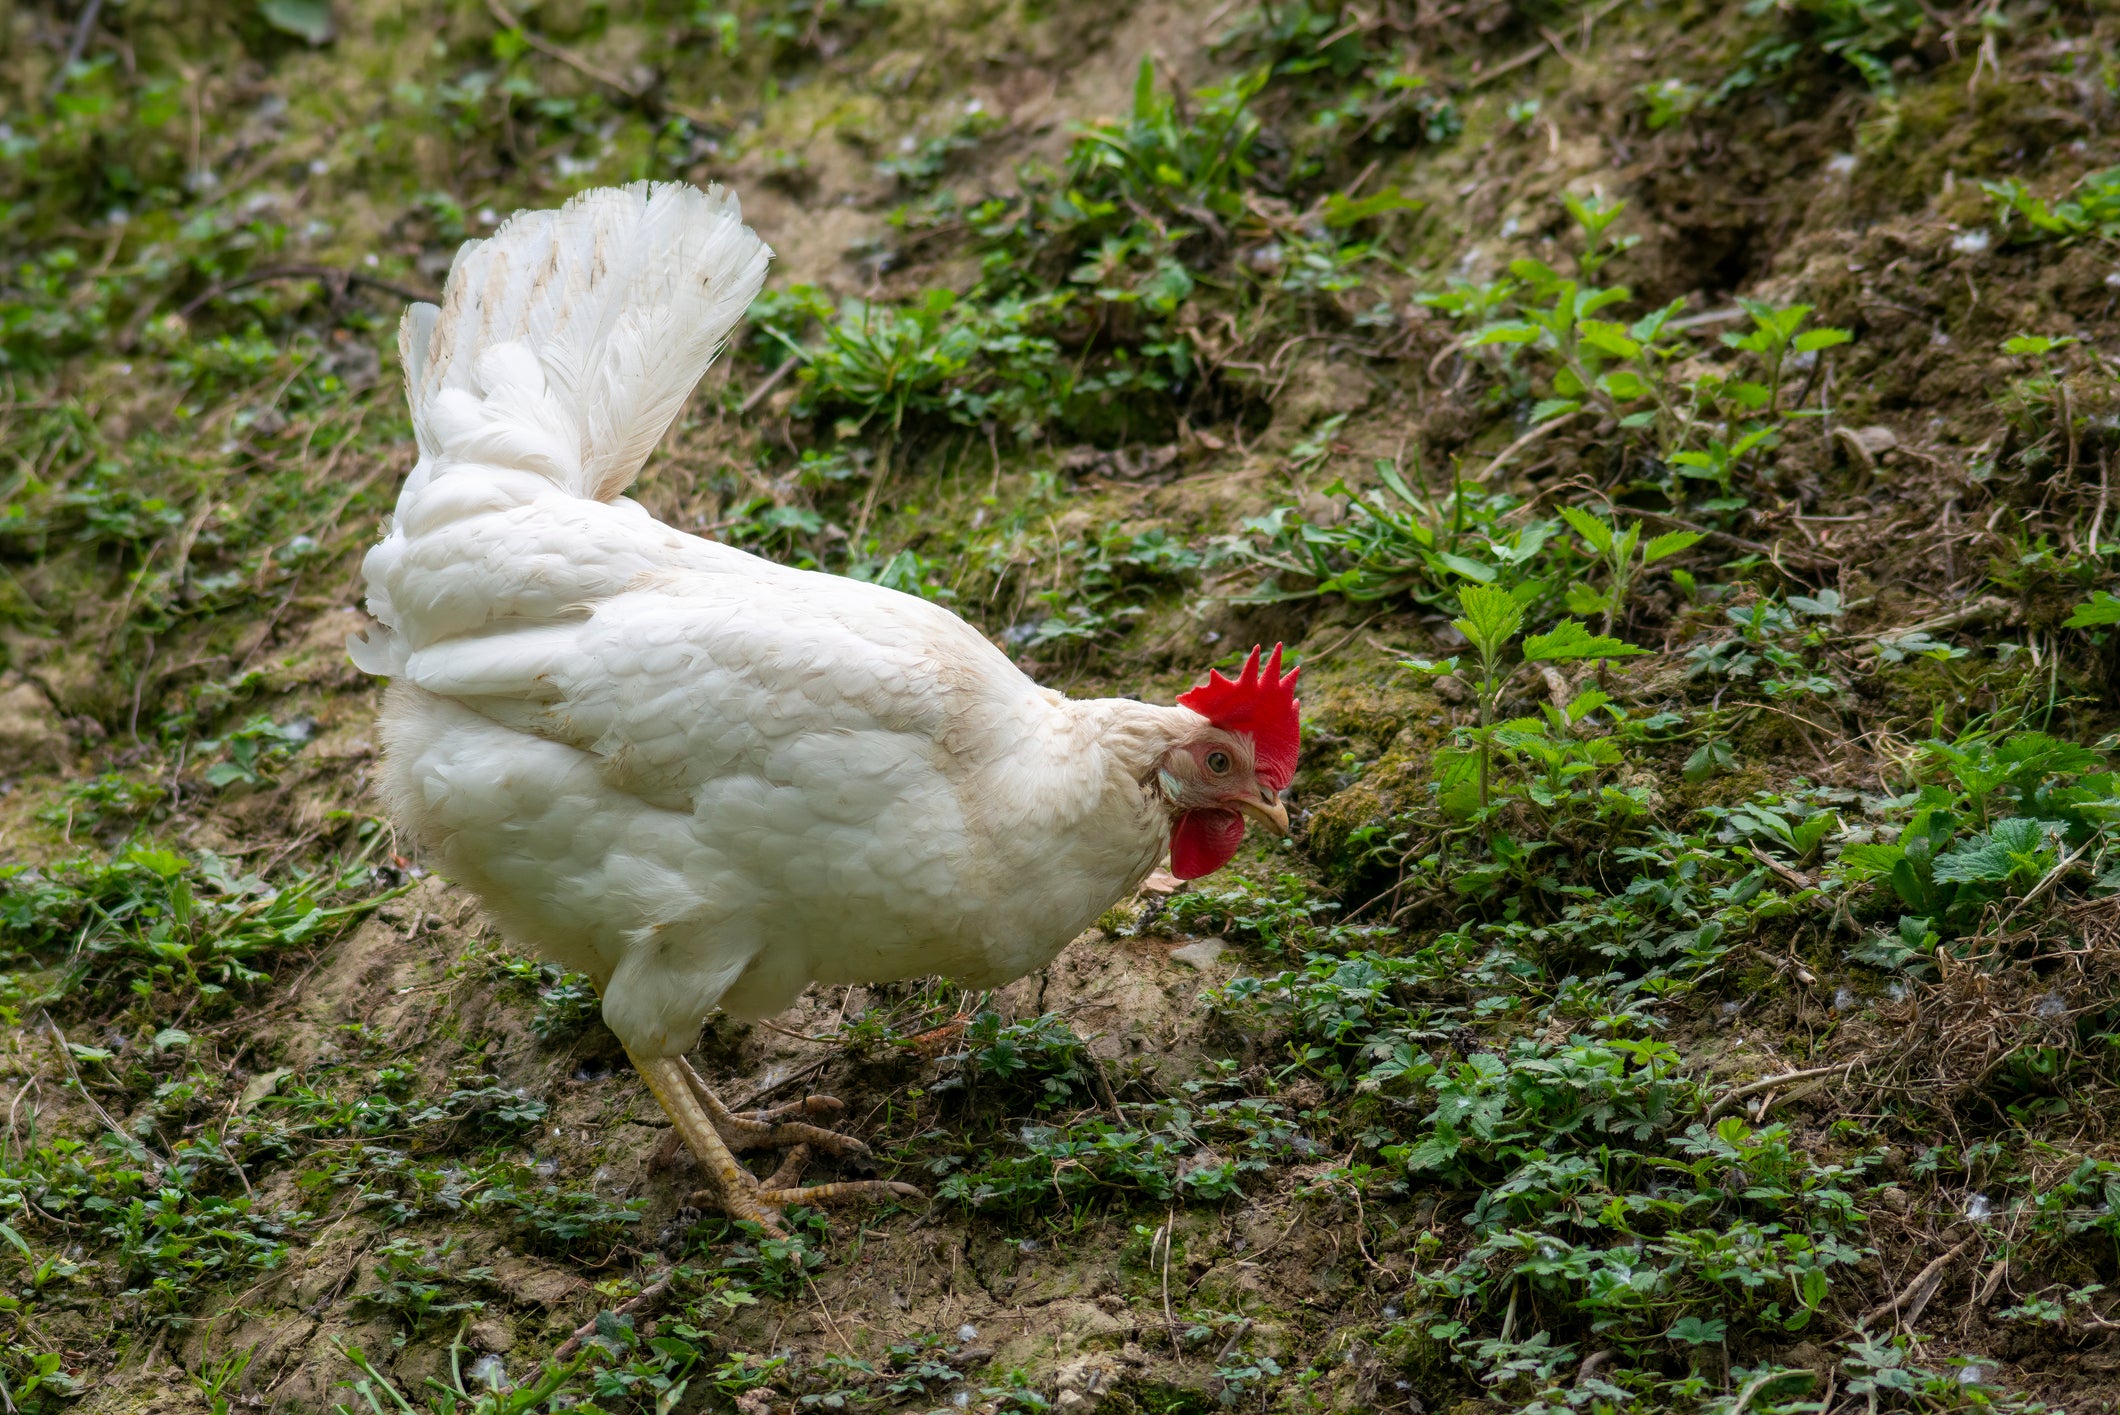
(626, 1047), (920, 1236)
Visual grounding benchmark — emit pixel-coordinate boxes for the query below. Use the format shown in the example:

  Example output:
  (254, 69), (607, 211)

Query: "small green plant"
(1932, 816), (2062, 891)
(197, 715), (316, 790)
(1559, 506), (1701, 633)
(104, 1185), (311, 1320)
(1919, 728), (2107, 826)
(489, 954), (602, 1041)
(1684, 594), (1845, 699)
(2066, 592), (2120, 629)
(1719, 299), (1850, 418)
(1742, 0), (1928, 92)
(757, 287), (1072, 440)
(1668, 426), (1776, 503)
(1983, 168), (2120, 244)
(936, 1011), (1097, 1111)
(1466, 260), (1663, 428)
(335, 1337), (591, 1415)
(354, 1237), (494, 1331)
(471, 1170), (642, 1253)
(1233, 465), (1557, 608)
(0, 838), (404, 1014)
(1490, 693), (1633, 822)
(876, 104), (1002, 191)
(1996, 333), (2086, 456)
(1841, 801), (2080, 961)
(37, 773), (167, 838)
(1637, 77), (1705, 129)
(0, 1348), (83, 1411)
(1434, 197), (1852, 512)
(1408, 585), (1646, 816)
(1071, 59), (1265, 226)
(1703, 792), (1842, 867)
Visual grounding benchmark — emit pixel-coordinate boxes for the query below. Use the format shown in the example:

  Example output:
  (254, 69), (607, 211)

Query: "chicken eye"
(1205, 750), (1232, 774)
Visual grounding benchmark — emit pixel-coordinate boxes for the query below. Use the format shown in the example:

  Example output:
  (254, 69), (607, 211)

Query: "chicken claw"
(690, 1142), (921, 1214)
(686, 1073), (875, 1160)
(629, 1048), (919, 1236)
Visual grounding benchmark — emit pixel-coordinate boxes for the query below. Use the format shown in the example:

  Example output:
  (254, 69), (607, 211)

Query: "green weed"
(0, 835), (404, 1017)
(1984, 168), (2120, 244)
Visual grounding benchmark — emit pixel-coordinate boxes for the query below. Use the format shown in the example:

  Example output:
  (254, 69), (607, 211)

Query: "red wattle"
(1170, 809), (1245, 879)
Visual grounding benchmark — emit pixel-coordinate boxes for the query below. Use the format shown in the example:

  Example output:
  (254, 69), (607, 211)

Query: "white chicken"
(349, 180), (1300, 1232)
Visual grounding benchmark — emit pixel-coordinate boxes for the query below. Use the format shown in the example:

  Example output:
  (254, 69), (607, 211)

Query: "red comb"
(1177, 643), (1301, 791)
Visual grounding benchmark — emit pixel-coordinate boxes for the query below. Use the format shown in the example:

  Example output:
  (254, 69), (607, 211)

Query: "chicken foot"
(627, 1048), (919, 1236)
(683, 1070), (871, 1160)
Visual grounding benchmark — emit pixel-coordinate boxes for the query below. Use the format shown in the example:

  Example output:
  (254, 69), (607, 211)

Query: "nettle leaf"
(1578, 320), (1641, 359)
(1644, 529), (1702, 563)
(1436, 748), (1483, 817)
(129, 846), (189, 879)
(1524, 618), (1646, 663)
(1793, 326), (1852, 353)
(1531, 397), (1582, 423)
(1560, 506), (1615, 553)
(1685, 740), (1737, 782)
(1508, 256), (1565, 286)
(1322, 187), (1422, 227)
(1598, 369), (1650, 400)
(1563, 191), (1625, 238)
(1454, 584), (1526, 657)
(1469, 321), (1540, 347)
(1612, 520), (1642, 564)
(1731, 425), (1778, 457)
(1630, 298), (1687, 342)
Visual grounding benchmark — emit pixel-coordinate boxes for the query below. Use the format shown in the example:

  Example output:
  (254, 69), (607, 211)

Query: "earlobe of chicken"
(625, 1047), (920, 1236)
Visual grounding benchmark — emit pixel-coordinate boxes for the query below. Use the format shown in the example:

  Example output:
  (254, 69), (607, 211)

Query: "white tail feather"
(403, 181), (770, 501)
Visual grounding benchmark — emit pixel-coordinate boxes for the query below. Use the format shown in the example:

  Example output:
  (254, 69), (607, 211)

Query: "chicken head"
(1159, 643), (1301, 879)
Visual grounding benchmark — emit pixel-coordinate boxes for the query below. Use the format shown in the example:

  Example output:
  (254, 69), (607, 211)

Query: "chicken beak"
(1234, 791), (1290, 838)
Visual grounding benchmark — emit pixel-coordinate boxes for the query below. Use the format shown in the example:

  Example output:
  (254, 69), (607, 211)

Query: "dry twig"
(178, 264), (437, 319)
(740, 355), (802, 416)
(550, 1270), (677, 1363)
(44, 0), (106, 105)
(1860, 1235), (1977, 1331)
(1704, 1060), (1860, 1122)
(484, 0), (710, 124)
(1477, 412), (1580, 483)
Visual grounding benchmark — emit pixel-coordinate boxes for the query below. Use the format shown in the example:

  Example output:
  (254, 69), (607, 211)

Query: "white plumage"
(351, 181), (1291, 1225)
